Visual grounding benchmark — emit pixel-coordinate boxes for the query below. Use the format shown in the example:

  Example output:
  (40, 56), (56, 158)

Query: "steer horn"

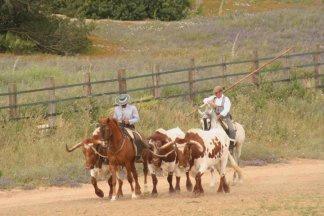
(159, 140), (175, 150)
(66, 142), (83, 152)
(187, 140), (204, 153)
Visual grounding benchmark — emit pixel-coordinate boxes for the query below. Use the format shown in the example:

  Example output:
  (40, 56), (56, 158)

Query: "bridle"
(100, 123), (126, 155)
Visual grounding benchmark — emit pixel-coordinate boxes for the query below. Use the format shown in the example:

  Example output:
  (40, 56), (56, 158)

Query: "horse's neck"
(110, 123), (124, 145)
(210, 119), (223, 130)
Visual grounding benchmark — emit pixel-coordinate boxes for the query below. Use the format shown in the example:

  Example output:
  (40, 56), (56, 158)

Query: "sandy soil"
(0, 159), (323, 216)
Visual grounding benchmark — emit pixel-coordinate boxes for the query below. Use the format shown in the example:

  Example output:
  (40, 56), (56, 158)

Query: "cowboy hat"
(213, 85), (223, 94)
(115, 94), (131, 106)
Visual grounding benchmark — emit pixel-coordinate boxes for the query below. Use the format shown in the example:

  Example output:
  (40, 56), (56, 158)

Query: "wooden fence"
(1, 46), (323, 124)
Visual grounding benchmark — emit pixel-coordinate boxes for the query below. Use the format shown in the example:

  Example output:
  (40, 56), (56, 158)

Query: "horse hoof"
(110, 196), (117, 202)
(132, 192), (137, 199)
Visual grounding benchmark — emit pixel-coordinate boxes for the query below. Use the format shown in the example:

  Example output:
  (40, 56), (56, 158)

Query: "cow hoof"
(151, 192), (158, 197)
(186, 185), (193, 192)
(169, 188), (175, 193)
(95, 190), (104, 198)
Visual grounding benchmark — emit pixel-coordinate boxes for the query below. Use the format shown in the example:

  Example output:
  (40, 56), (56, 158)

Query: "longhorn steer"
(143, 127), (185, 195)
(170, 128), (242, 194)
(66, 128), (123, 198)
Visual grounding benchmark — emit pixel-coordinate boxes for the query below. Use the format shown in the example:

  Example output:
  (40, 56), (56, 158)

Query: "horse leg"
(91, 176), (104, 198)
(130, 162), (141, 196)
(110, 165), (118, 201)
(117, 178), (123, 197)
(108, 175), (113, 199)
(167, 172), (174, 193)
(125, 165), (136, 198)
(186, 171), (193, 192)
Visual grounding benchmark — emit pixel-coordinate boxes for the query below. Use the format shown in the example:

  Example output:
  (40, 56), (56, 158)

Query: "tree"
(0, 0), (93, 54)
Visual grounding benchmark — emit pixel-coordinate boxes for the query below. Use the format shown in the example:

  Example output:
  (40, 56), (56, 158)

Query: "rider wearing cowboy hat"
(113, 94), (139, 129)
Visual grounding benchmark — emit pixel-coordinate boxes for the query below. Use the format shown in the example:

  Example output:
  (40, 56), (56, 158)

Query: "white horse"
(198, 104), (245, 183)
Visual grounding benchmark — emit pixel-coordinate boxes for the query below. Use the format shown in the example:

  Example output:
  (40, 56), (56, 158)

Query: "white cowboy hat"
(115, 94), (131, 106)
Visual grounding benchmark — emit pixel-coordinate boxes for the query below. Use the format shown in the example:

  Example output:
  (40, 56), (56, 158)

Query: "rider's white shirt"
(203, 94), (231, 117)
(113, 104), (139, 125)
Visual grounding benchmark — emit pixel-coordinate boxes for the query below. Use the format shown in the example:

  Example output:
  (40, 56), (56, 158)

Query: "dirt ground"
(0, 159), (323, 216)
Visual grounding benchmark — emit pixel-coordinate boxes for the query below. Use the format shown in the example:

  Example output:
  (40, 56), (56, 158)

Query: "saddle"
(121, 127), (148, 162)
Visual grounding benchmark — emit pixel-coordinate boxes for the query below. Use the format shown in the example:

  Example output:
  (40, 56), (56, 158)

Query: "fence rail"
(1, 46), (323, 124)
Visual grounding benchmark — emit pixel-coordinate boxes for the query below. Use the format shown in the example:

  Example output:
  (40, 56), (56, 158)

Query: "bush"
(53, 0), (191, 21)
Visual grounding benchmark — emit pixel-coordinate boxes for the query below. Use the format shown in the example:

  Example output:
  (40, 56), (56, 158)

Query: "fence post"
(8, 83), (17, 120)
(47, 77), (56, 128)
(117, 69), (127, 94)
(188, 58), (196, 102)
(222, 55), (227, 86)
(152, 64), (161, 98)
(83, 72), (93, 122)
(251, 49), (259, 87)
(314, 44), (321, 89)
(284, 54), (291, 81)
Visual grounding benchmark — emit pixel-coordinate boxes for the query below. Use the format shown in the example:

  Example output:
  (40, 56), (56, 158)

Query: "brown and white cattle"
(198, 104), (245, 183)
(166, 128), (242, 194)
(66, 128), (124, 198)
(143, 127), (185, 195)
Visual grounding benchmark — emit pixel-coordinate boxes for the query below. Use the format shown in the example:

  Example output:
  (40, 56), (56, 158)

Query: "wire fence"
(1, 46), (323, 124)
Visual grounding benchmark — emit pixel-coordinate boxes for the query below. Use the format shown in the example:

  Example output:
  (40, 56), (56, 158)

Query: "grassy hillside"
(0, 4), (323, 189)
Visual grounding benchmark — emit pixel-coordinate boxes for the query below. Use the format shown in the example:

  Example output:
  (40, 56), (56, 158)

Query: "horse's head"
(198, 104), (213, 131)
(98, 117), (118, 145)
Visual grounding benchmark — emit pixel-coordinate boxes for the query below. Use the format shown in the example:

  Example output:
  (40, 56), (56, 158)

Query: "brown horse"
(98, 117), (141, 201)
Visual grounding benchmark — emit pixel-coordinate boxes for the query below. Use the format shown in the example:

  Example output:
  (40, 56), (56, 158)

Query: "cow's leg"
(186, 171), (193, 192)
(217, 175), (230, 193)
(151, 174), (158, 196)
(174, 167), (181, 192)
(193, 172), (204, 194)
(91, 176), (104, 198)
(90, 169), (104, 198)
(209, 167), (216, 187)
(217, 156), (230, 193)
(167, 172), (174, 193)
(143, 160), (149, 194)
(117, 178), (123, 197)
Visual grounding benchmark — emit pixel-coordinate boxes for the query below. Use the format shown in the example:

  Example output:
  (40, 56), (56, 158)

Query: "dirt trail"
(0, 159), (323, 216)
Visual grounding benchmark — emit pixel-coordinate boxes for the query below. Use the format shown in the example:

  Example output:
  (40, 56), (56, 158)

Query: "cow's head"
(66, 138), (103, 170)
(147, 130), (172, 167)
(173, 132), (205, 169)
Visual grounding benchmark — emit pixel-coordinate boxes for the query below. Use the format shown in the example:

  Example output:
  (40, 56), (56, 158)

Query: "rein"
(108, 136), (126, 154)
